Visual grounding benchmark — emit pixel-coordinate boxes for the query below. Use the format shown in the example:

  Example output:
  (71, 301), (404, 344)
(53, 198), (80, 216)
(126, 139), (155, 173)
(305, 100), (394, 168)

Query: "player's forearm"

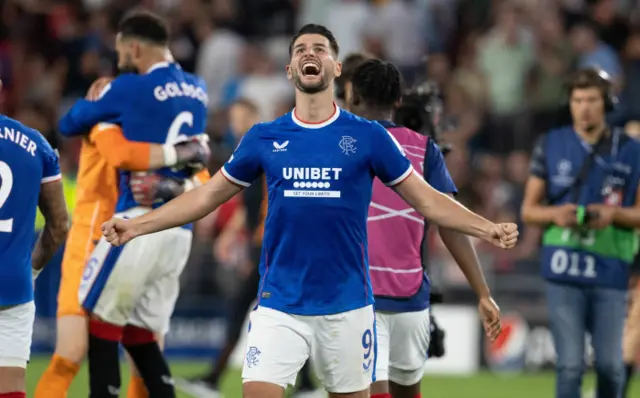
(133, 172), (240, 236)
(413, 193), (491, 239)
(520, 204), (557, 226)
(33, 180), (69, 271)
(91, 124), (171, 170)
(32, 221), (68, 271)
(106, 143), (169, 170)
(59, 101), (117, 137)
(613, 206), (640, 229)
(438, 227), (491, 298)
(396, 173), (492, 240)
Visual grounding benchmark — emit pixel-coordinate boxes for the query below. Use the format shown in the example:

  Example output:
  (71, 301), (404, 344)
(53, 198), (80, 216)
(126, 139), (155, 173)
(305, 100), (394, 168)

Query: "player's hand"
(553, 203), (578, 227)
(101, 218), (138, 246)
(479, 296), (501, 341)
(86, 77), (113, 101)
(174, 137), (211, 172)
(486, 223), (518, 249)
(586, 204), (616, 229)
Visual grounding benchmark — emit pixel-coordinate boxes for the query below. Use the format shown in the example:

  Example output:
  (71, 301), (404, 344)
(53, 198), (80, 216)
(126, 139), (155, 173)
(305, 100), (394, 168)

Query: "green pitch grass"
(24, 356), (640, 397)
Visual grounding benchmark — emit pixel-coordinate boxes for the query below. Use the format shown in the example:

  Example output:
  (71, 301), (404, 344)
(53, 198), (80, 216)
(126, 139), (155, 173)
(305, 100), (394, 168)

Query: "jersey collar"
(146, 61), (171, 74)
(291, 103), (341, 129)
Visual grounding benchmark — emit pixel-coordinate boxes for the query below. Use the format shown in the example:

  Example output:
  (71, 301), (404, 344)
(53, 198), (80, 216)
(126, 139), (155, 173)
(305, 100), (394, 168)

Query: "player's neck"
(140, 48), (172, 74)
(294, 90), (336, 123)
(575, 122), (608, 144)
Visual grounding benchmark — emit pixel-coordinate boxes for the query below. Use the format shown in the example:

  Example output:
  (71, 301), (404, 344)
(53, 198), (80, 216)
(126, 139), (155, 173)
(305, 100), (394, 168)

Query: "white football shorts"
(242, 305), (376, 393)
(375, 308), (430, 386)
(78, 208), (192, 334)
(0, 301), (36, 368)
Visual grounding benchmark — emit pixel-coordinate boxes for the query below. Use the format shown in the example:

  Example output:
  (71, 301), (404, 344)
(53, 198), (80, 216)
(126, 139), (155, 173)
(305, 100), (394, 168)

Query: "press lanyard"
(576, 128), (620, 170)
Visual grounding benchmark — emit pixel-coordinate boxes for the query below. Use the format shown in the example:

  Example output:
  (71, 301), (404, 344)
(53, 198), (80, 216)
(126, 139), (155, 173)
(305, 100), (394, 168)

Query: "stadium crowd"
(5, 0), (640, 303)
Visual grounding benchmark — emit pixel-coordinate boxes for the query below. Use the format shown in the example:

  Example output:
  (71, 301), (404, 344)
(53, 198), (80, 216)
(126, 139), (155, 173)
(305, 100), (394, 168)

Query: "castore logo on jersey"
(273, 140), (289, 152)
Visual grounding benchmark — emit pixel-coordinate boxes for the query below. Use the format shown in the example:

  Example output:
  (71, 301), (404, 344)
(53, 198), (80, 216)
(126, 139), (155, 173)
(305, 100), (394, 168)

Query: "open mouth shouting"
(300, 58), (322, 78)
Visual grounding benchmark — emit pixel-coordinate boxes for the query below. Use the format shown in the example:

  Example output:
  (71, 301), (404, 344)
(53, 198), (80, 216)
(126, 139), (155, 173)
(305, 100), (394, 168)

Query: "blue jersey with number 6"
(58, 62), (208, 213)
(0, 115), (61, 306)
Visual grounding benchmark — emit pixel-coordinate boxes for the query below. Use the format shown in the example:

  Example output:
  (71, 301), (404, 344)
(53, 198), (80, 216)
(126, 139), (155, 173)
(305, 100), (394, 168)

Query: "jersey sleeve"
(220, 125), (263, 187)
(529, 134), (548, 179)
(58, 75), (135, 137)
(88, 123), (152, 171)
(39, 133), (61, 184)
(369, 123), (413, 186)
(424, 139), (457, 194)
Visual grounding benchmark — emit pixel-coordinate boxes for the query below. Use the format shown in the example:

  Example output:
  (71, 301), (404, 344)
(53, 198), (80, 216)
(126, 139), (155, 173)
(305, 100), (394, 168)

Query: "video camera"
(393, 79), (451, 156)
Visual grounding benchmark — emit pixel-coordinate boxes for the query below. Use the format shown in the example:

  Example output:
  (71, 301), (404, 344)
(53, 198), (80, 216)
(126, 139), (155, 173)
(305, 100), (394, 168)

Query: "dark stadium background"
(7, 0), (640, 395)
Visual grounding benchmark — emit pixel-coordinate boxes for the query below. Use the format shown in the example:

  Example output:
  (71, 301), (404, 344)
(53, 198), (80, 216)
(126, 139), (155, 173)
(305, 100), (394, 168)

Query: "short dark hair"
(335, 52), (369, 100)
(118, 9), (169, 45)
(351, 59), (403, 110)
(289, 24), (339, 57)
(566, 67), (613, 99)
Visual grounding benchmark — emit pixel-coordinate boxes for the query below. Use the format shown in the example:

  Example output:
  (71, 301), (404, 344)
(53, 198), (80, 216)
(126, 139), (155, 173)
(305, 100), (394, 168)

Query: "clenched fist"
(101, 218), (138, 247)
(486, 223), (519, 249)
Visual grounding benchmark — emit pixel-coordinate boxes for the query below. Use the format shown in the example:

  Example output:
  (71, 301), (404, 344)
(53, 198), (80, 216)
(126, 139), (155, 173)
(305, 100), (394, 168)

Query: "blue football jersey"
(58, 62), (208, 214)
(0, 116), (61, 306)
(222, 107), (413, 315)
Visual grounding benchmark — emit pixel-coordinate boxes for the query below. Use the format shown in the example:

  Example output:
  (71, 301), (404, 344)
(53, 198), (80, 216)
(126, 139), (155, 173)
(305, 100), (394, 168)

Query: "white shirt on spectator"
(196, 29), (245, 110)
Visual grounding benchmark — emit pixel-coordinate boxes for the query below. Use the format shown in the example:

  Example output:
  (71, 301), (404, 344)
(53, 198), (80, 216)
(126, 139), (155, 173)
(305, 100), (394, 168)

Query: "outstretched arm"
(89, 123), (210, 171)
(58, 76), (133, 137)
(90, 123), (160, 170)
(369, 123), (513, 246)
(127, 172), (242, 236)
(395, 171), (494, 240)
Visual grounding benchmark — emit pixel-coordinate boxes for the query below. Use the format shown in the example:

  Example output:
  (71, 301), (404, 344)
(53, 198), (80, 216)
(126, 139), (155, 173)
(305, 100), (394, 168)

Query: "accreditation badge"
(605, 189), (623, 206)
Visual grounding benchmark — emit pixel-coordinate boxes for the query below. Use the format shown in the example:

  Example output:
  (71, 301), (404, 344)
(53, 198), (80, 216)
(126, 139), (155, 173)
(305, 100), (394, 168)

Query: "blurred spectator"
(299, 0), (372, 58)
(528, 9), (574, 136)
(478, 1), (535, 153)
(168, 0), (206, 73)
(196, 22), (245, 110)
(620, 30), (640, 120)
(364, 0), (429, 82)
(235, 44), (292, 121)
(569, 20), (622, 86)
(588, 0), (629, 52)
